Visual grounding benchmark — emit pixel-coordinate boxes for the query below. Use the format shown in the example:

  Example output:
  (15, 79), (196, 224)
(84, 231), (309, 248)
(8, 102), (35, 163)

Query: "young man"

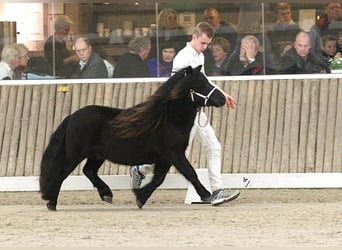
(131, 22), (240, 206)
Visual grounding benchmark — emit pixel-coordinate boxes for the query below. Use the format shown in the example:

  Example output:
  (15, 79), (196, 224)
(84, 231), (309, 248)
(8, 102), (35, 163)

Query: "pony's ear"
(195, 65), (202, 71)
(185, 66), (193, 75)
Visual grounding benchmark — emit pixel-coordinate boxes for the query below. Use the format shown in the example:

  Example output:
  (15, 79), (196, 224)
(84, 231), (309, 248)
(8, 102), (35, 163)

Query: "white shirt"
(0, 61), (13, 80)
(172, 42), (206, 75)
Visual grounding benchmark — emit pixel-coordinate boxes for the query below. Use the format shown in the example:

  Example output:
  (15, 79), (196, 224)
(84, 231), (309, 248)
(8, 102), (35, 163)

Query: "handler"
(131, 22), (240, 205)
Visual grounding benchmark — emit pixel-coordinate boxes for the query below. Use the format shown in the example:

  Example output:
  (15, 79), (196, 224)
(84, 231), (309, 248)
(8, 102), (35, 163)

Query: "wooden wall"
(0, 77), (341, 177)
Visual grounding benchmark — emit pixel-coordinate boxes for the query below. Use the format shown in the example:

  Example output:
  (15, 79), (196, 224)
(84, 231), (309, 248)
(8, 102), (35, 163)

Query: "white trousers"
(139, 111), (223, 192)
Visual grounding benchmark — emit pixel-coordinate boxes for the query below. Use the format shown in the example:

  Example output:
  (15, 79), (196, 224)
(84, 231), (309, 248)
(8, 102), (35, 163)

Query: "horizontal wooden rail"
(0, 77), (341, 177)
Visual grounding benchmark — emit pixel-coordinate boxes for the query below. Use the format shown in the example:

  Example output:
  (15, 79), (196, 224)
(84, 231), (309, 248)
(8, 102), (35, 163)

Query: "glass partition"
(0, 1), (341, 80)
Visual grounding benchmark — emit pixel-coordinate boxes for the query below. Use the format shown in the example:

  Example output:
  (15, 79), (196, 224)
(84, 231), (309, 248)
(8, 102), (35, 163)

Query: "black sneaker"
(210, 189), (240, 206)
(130, 166), (145, 189)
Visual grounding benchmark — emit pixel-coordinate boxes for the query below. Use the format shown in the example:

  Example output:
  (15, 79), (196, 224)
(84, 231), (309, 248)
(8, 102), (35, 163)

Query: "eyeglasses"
(19, 54), (29, 60)
(204, 16), (214, 21)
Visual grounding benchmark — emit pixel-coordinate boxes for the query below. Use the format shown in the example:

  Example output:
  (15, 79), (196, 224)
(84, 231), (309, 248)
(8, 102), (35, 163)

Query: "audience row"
(0, 2), (341, 80)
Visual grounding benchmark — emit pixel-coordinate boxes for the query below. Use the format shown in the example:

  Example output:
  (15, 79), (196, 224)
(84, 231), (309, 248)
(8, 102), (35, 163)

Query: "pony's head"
(165, 65), (226, 107)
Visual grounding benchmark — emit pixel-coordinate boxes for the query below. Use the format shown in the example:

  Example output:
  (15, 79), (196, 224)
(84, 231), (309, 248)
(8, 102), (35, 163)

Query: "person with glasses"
(202, 8), (237, 75)
(71, 36), (108, 79)
(0, 44), (20, 80)
(12, 43), (30, 80)
(113, 36), (151, 77)
(44, 15), (78, 78)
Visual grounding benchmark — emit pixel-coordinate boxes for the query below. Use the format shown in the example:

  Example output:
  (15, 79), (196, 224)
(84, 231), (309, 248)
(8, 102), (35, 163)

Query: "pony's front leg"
(83, 158), (113, 203)
(133, 164), (171, 209)
(174, 157), (211, 202)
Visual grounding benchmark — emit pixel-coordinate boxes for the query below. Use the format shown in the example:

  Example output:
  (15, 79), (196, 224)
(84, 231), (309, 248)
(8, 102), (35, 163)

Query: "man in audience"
(279, 31), (330, 74)
(272, 3), (299, 31)
(224, 35), (275, 75)
(113, 36), (151, 77)
(44, 15), (78, 78)
(203, 8), (237, 74)
(267, 3), (301, 65)
(72, 36), (108, 78)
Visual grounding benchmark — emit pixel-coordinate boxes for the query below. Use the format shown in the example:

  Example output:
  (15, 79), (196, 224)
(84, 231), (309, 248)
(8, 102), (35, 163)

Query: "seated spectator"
(12, 43), (30, 80)
(223, 35), (275, 75)
(279, 31), (330, 74)
(321, 34), (338, 61)
(203, 8), (237, 74)
(44, 15), (78, 78)
(309, 2), (342, 57)
(113, 36), (151, 78)
(147, 42), (176, 77)
(71, 36), (108, 79)
(206, 37), (231, 76)
(149, 8), (189, 58)
(0, 44), (20, 80)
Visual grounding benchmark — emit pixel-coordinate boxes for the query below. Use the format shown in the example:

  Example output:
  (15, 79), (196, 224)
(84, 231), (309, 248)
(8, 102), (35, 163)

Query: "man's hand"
(226, 94), (237, 109)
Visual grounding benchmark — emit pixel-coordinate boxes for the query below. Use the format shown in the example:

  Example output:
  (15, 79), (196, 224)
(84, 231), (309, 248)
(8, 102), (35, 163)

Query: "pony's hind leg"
(133, 164), (171, 208)
(82, 158), (113, 203)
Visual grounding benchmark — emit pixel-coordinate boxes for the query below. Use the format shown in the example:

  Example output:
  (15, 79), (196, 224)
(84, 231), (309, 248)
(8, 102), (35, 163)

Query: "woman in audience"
(147, 42), (176, 77)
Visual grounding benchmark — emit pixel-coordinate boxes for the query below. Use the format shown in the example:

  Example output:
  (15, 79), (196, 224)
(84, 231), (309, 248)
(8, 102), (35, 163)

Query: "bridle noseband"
(189, 85), (218, 127)
(189, 86), (217, 107)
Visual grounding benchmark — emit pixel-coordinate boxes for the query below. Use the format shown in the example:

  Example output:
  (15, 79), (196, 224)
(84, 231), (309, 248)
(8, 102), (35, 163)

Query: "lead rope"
(197, 107), (209, 128)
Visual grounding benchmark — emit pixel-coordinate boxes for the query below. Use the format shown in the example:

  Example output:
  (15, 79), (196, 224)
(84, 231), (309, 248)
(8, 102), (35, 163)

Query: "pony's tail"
(39, 116), (70, 201)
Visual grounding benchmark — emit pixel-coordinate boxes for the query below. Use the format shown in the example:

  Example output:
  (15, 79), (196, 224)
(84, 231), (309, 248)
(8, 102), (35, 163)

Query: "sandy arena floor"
(0, 188), (341, 247)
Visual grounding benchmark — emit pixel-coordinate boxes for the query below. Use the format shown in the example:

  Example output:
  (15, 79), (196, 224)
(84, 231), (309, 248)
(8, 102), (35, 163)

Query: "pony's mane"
(112, 67), (194, 138)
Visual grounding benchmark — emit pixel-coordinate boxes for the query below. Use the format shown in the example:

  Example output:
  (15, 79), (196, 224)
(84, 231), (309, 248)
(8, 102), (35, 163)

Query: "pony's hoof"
(102, 195), (113, 204)
(136, 198), (144, 209)
(46, 203), (56, 211)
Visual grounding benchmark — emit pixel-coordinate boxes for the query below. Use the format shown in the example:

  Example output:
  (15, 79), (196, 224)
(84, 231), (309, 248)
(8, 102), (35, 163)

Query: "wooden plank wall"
(0, 78), (341, 177)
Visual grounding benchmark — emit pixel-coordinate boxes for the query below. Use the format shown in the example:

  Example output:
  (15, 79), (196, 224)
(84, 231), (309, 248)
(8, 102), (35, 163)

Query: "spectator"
(267, 3), (302, 66)
(150, 8), (189, 58)
(0, 44), (20, 80)
(147, 42), (176, 77)
(113, 36), (151, 78)
(224, 35), (275, 75)
(309, 2), (342, 57)
(279, 31), (330, 74)
(12, 43), (30, 80)
(207, 37), (231, 76)
(44, 15), (78, 78)
(203, 8), (237, 75)
(203, 8), (237, 44)
(272, 3), (299, 31)
(321, 34), (338, 61)
(71, 36), (108, 79)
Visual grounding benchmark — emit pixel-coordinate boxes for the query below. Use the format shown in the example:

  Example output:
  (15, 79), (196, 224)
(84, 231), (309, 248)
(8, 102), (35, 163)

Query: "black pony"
(39, 65), (226, 210)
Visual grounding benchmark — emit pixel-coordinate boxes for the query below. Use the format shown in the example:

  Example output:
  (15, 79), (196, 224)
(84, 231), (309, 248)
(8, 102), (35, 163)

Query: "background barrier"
(0, 76), (341, 178)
